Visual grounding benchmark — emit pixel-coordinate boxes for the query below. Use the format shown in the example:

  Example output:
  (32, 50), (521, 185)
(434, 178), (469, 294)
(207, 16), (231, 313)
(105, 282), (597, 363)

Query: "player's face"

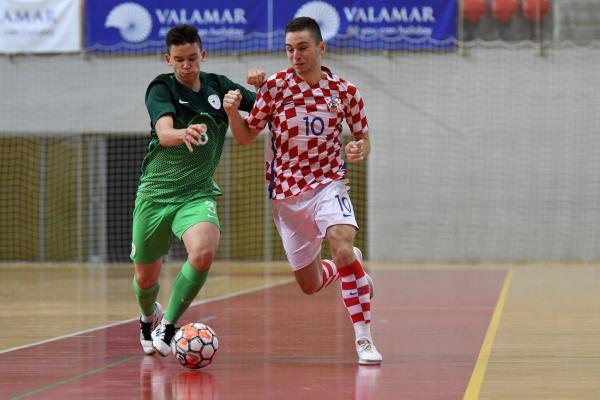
(285, 30), (325, 78)
(165, 42), (205, 88)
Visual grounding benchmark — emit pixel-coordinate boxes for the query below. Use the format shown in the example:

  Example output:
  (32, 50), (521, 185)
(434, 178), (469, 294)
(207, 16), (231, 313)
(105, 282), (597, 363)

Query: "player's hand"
(345, 139), (370, 163)
(182, 123), (207, 153)
(246, 69), (266, 89)
(223, 89), (242, 114)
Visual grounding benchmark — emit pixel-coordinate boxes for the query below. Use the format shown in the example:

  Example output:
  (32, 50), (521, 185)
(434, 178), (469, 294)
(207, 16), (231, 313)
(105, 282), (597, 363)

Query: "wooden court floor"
(1, 262), (600, 399)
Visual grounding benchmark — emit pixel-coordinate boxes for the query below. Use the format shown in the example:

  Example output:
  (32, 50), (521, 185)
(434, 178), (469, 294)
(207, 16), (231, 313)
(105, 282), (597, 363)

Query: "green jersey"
(137, 72), (256, 203)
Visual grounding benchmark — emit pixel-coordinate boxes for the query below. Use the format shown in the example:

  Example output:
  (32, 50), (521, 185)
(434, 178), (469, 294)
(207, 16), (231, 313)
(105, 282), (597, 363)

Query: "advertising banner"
(275, 0), (457, 50)
(86, 0), (268, 52)
(86, 0), (456, 52)
(0, 0), (81, 53)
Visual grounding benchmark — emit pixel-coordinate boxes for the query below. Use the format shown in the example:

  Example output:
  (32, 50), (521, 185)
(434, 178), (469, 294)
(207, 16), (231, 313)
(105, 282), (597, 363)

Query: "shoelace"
(162, 324), (177, 344)
(140, 320), (153, 340)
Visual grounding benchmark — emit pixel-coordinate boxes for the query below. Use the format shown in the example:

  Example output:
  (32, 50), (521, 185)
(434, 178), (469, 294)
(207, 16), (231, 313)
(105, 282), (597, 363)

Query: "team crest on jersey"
(325, 96), (343, 113)
(208, 94), (221, 109)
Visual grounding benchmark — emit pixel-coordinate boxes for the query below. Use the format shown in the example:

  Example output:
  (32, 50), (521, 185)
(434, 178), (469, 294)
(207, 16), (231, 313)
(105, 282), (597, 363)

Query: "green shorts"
(130, 196), (220, 264)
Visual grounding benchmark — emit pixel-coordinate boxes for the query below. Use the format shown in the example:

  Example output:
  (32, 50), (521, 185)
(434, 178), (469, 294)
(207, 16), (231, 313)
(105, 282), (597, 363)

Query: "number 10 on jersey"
(303, 116), (324, 136)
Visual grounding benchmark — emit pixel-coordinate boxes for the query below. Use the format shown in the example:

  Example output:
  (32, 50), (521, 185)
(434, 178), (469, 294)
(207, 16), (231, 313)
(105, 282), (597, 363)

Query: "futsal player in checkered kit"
(131, 24), (257, 357)
(224, 16), (382, 364)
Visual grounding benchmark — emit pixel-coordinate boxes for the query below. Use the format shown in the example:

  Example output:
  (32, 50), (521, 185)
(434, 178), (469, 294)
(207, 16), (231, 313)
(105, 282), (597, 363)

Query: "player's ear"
(200, 49), (206, 63)
(164, 52), (171, 65)
(319, 41), (326, 56)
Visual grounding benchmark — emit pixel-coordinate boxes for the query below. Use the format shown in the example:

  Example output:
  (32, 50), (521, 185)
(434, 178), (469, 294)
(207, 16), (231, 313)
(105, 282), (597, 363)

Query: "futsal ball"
(171, 322), (219, 369)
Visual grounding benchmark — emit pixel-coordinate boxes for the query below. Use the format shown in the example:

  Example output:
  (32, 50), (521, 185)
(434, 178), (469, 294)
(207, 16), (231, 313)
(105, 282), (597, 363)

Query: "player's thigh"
(131, 197), (175, 264)
(181, 222), (221, 259)
(272, 197), (322, 271)
(314, 179), (359, 237)
(292, 257), (323, 293)
(172, 197), (220, 243)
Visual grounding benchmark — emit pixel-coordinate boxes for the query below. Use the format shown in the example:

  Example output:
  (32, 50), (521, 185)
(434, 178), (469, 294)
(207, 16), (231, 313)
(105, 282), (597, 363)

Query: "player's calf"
(353, 247), (373, 299)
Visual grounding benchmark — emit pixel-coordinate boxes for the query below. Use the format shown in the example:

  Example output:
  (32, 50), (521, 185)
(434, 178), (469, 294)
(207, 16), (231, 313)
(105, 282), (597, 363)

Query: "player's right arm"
(146, 82), (206, 152)
(223, 89), (262, 146)
(155, 115), (207, 153)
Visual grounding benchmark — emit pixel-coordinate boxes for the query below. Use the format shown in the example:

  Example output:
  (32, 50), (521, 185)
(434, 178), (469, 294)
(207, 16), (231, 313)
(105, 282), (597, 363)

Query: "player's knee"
(330, 245), (354, 266)
(135, 275), (157, 289)
(298, 280), (320, 295)
(188, 249), (215, 270)
(298, 279), (323, 295)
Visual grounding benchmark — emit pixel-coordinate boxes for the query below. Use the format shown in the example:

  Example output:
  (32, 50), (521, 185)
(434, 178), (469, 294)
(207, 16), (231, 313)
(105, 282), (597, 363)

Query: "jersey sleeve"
(218, 75), (256, 113)
(344, 83), (369, 137)
(145, 83), (176, 126)
(246, 77), (276, 130)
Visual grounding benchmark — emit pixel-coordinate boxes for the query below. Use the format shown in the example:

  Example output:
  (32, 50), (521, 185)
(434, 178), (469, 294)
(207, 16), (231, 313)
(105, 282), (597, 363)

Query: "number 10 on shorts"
(335, 194), (353, 217)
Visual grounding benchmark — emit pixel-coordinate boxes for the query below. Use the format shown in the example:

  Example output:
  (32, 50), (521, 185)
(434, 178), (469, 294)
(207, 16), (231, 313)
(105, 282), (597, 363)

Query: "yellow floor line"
(463, 268), (514, 400)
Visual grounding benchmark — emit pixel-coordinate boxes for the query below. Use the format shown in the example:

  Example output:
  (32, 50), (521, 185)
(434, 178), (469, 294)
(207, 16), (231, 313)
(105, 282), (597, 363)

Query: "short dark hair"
(285, 17), (323, 43)
(165, 24), (202, 50)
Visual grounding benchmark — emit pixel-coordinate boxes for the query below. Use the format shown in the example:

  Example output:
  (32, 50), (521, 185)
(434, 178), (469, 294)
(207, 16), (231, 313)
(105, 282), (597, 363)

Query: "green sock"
(133, 278), (160, 317)
(165, 261), (209, 324)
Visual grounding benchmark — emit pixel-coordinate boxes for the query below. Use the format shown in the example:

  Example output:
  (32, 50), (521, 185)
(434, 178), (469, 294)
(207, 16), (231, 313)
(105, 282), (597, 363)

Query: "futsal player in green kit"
(131, 24), (258, 357)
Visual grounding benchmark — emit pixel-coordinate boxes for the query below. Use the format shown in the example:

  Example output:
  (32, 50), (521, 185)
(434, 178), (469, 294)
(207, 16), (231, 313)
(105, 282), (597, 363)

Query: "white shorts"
(271, 179), (359, 271)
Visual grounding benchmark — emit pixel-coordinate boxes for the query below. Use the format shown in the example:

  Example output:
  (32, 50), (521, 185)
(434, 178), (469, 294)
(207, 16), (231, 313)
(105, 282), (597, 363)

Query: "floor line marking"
(8, 356), (138, 400)
(6, 279), (295, 399)
(0, 279), (293, 355)
(463, 268), (514, 400)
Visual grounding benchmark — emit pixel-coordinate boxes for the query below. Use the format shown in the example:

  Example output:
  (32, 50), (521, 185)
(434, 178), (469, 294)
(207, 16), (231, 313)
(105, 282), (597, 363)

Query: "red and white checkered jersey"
(246, 66), (369, 200)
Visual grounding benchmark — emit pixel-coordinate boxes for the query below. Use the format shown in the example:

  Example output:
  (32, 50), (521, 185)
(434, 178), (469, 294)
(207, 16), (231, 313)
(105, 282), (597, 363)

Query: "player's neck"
(299, 68), (325, 86)
(177, 76), (201, 92)
(187, 80), (201, 92)
(300, 72), (324, 86)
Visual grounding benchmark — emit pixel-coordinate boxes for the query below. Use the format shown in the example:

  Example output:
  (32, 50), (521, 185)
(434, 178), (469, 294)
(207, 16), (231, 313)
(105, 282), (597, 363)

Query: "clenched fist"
(223, 89), (243, 115)
(246, 69), (266, 88)
(345, 139), (370, 163)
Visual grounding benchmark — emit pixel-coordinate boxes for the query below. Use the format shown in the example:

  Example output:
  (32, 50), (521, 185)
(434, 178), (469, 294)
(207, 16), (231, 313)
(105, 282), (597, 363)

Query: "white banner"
(0, 0), (80, 53)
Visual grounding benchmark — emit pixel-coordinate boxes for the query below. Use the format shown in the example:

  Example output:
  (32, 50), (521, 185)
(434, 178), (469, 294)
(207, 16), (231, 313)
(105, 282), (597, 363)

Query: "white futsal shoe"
(356, 338), (383, 365)
(152, 321), (178, 357)
(353, 247), (374, 299)
(139, 302), (163, 355)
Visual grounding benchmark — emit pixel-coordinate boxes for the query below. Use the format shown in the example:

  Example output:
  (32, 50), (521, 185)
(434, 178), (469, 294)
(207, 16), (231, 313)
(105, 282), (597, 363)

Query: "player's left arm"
(344, 83), (370, 164)
(220, 74), (261, 113)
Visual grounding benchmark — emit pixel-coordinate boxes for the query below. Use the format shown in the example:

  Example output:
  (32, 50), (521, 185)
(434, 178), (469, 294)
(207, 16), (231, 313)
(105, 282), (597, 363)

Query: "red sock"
(339, 260), (372, 337)
(317, 259), (339, 292)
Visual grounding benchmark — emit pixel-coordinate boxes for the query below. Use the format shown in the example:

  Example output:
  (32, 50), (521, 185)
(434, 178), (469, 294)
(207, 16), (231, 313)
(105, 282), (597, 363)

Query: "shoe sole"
(358, 359), (382, 365)
(142, 343), (156, 355)
(152, 346), (170, 357)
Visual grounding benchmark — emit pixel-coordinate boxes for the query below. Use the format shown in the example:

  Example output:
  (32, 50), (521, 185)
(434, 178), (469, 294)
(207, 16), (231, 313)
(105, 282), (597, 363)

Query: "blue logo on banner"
(295, 2), (341, 42)
(86, 0), (456, 52)
(105, 3), (153, 43)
